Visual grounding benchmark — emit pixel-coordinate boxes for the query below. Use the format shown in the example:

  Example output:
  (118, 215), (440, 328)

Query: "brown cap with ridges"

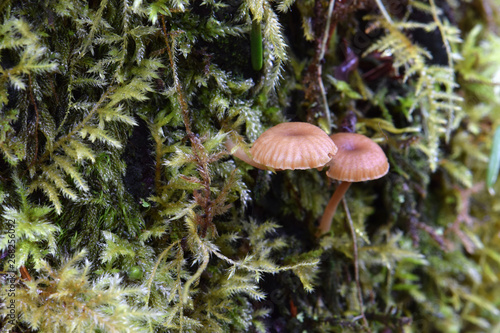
(250, 122), (338, 170)
(326, 133), (389, 181)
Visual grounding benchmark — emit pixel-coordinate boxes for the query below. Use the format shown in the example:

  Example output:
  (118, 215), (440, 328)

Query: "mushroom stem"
(225, 138), (267, 170)
(318, 181), (352, 234)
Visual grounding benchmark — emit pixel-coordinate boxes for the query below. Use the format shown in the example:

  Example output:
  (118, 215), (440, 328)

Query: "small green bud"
(128, 266), (144, 280)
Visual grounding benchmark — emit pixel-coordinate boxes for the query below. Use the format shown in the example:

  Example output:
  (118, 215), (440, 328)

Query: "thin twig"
(27, 74), (39, 168)
(373, 0), (393, 24)
(161, 16), (191, 135)
(161, 16), (214, 227)
(342, 198), (370, 331)
(317, 0), (336, 131)
(415, 221), (449, 251)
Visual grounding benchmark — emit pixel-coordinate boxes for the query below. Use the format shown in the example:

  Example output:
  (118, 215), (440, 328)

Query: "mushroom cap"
(326, 133), (389, 181)
(250, 122), (338, 170)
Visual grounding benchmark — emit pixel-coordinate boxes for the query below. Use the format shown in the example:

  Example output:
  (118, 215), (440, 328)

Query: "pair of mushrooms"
(226, 122), (389, 235)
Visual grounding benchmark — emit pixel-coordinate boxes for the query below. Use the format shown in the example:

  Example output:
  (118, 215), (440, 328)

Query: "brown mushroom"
(318, 133), (389, 235)
(250, 122), (338, 170)
(225, 136), (268, 170)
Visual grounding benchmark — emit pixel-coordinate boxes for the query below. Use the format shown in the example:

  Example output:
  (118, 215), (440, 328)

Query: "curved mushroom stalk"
(225, 138), (268, 170)
(318, 132), (389, 236)
(318, 181), (352, 235)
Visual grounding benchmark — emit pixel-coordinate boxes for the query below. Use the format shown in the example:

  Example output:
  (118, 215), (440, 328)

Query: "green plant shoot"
(487, 126), (500, 194)
(251, 20), (263, 71)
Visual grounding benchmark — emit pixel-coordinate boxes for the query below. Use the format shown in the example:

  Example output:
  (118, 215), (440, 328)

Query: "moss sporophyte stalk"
(1, 0), (500, 332)
(251, 19), (263, 71)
